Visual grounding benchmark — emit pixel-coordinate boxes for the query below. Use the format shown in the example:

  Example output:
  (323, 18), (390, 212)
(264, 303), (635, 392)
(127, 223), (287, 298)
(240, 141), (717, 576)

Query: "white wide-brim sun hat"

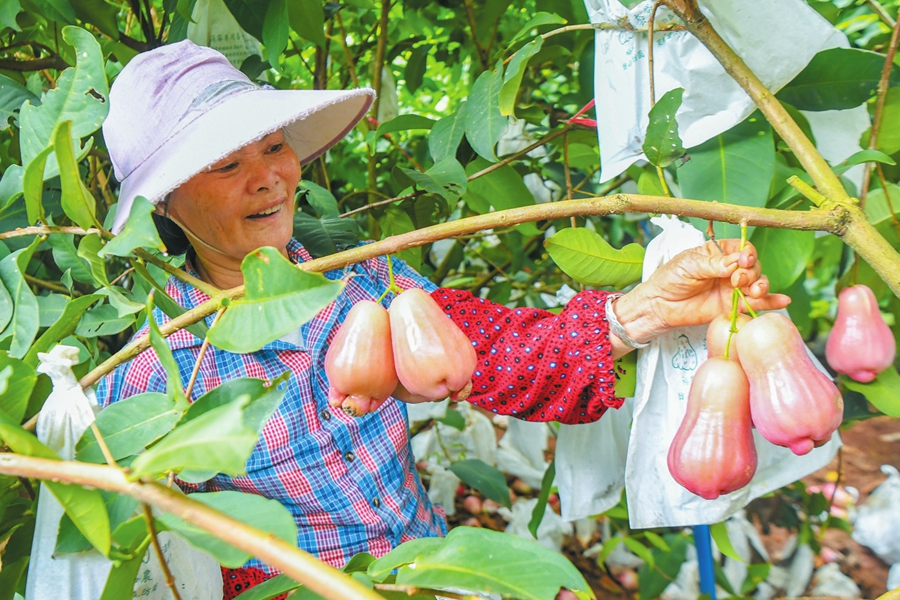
(103, 40), (374, 234)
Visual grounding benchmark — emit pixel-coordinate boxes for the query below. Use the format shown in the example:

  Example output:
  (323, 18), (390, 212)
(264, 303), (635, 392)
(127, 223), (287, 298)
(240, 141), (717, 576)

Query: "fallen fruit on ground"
(389, 288), (477, 400)
(324, 300), (398, 417)
(736, 313), (843, 455)
(826, 284), (896, 383)
(667, 357), (757, 499)
(706, 312), (752, 361)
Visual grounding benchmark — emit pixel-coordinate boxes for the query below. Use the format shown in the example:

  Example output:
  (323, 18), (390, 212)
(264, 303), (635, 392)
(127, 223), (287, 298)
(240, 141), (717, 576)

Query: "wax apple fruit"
(667, 357), (757, 499)
(706, 313), (751, 361)
(325, 300), (398, 417)
(736, 313), (843, 455)
(826, 284), (896, 383)
(389, 288), (477, 401)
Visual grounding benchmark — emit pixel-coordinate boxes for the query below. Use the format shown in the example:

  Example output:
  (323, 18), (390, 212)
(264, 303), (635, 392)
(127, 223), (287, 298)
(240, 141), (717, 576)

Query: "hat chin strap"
(162, 211), (238, 287)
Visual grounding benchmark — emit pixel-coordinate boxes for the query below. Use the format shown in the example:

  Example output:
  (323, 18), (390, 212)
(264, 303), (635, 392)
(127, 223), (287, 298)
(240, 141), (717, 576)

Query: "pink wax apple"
(826, 284), (896, 383)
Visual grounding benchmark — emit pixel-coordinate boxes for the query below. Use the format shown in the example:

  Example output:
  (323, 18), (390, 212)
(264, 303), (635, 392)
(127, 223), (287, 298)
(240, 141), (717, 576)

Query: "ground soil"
(446, 415), (900, 600)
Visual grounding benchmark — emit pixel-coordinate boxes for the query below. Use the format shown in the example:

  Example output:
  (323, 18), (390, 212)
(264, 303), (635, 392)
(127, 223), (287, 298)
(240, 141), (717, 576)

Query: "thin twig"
(462, 0), (489, 71)
(335, 13), (360, 88)
(183, 308), (226, 399)
(860, 10), (900, 204)
(0, 225), (100, 240)
(90, 422), (118, 468)
(133, 249), (221, 298)
(866, 0), (896, 28)
(25, 274), (72, 295)
(648, 1), (663, 105)
(143, 503), (184, 600)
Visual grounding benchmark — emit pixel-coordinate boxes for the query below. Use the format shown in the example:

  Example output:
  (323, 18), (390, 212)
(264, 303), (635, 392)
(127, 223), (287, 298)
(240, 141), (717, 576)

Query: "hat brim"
(112, 87), (374, 233)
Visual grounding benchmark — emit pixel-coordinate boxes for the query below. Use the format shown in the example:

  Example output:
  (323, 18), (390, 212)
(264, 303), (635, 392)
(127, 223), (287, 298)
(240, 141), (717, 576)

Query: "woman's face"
(166, 130), (300, 264)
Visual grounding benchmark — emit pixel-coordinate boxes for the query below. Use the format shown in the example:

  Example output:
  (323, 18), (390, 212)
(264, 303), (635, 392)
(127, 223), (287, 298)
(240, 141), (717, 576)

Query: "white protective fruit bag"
(25, 345), (222, 600)
(556, 216), (841, 528)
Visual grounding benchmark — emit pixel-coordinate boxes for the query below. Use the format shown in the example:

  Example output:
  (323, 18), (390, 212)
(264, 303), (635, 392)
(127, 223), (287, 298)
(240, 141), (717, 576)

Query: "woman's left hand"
(612, 239), (791, 345)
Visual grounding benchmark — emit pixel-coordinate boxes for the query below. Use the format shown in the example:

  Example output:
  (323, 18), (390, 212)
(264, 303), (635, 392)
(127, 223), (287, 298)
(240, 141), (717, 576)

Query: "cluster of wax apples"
(324, 289), (477, 417)
(668, 285), (895, 500)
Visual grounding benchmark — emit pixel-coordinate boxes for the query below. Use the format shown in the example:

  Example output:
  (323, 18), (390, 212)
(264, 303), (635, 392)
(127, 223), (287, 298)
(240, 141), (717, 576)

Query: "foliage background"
(1, 0), (900, 598)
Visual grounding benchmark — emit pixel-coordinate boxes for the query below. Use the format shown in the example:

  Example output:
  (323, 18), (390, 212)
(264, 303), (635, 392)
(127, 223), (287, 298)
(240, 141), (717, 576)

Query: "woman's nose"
(246, 157), (280, 192)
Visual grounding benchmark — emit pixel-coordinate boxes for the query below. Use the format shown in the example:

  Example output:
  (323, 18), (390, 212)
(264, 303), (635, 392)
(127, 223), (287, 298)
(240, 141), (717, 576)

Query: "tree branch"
(80, 194), (865, 390)
(0, 57), (69, 71)
(0, 453), (384, 600)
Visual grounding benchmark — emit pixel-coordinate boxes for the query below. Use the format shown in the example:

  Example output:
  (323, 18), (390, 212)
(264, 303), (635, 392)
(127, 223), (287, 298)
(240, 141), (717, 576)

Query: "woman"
(96, 41), (788, 598)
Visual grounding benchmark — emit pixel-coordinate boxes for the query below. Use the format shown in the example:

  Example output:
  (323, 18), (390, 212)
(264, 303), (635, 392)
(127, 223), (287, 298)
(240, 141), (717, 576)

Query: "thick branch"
(0, 454), (383, 600)
(0, 57), (69, 71)
(81, 195), (853, 389)
(661, 0), (849, 203)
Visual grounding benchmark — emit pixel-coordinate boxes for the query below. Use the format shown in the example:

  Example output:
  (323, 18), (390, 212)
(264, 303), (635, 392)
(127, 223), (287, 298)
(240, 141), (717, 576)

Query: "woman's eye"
(215, 162), (239, 173)
(268, 143), (283, 153)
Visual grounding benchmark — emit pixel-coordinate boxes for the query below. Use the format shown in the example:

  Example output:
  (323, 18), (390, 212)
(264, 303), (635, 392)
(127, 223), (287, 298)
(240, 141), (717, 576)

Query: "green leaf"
(637, 534), (688, 600)
(843, 368), (900, 417)
(0, 0), (20, 31)
(0, 354), (37, 423)
(596, 536), (623, 566)
(405, 45), (431, 94)
(545, 228), (644, 289)
(614, 351), (637, 398)
(47, 233), (94, 284)
(157, 491), (298, 568)
(448, 459), (511, 509)
(623, 537), (655, 569)
(129, 393), (256, 479)
(234, 575), (302, 600)
(54, 120), (98, 229)
(286, 0), (326, 47)
(464, 158), (540, 236)
(841, 149), (896, 168)
(379, 207), (421, 270)
(98, 196), (165, 257)
(860, 87), (900, 155)
(131, 261), (208, 340)
(293, 212), (361, 258)
(223, 0), (266, 40)
(71, 0), (121, 39)
(75, 304), (136, 337)
(76, 392), (180, 463)
(528, 458), (555, 539)
(77, 232), (109, 287)
(499, 38), (543, 117)
(147, 292), (187, 409)
(375, 114), (436, 139)
(710, 521), (744, 562)
(0, 410), (110, 555)
(776, 48), (900, 111)
(262, 0), (289, 66)
(741, 563), (771, 595)
(22, 145), (53, 225)
(436, 408), (465, 431)
(864, 184), (900, 249)
(394, 157), (467, 204)
(0, 557), (28, 600)
(749, 227), (814, 293)
(367, 537), (444, 582)
(644, 531), (670, 553)
(465, 66), (507, 162)
(679, 115), (775, 239)
(508, 11), (566, 45)
(207, 247), (344, 353)
(101, 286), (145, 318)
(0, 237), (41, 358)
(642, 88), (685, 168)
(99, 537), (152, 600)
(396, 527), (592, 600)
(180, 374), (288, 430)
(298, 181), (339, 217)
(18, 26), (107, 168)
(0, 74), (38, 130)
(429, 103), (467, 163)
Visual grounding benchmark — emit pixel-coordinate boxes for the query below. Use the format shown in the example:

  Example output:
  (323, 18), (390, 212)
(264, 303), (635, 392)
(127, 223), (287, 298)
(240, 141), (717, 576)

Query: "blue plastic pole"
(693, 525), (717, 600)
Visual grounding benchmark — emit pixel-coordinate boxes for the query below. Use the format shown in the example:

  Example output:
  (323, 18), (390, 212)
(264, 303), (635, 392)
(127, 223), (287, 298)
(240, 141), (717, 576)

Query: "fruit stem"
(377, 255), (403, 303)
(724, 221), (752, 359)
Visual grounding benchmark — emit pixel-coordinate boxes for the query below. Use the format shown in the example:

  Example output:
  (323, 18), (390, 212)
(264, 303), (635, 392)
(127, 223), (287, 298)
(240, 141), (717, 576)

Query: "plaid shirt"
(96, 239), (621, 571)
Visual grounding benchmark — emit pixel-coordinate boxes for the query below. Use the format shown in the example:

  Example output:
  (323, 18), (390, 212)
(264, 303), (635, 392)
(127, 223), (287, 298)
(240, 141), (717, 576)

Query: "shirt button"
(372, 496), (381, 508)
(321, 409), (331, 421)
(344, 451), (355, 462)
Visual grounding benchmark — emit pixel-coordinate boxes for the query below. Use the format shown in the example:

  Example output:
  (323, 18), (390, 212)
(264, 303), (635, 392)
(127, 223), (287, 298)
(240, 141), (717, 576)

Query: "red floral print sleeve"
(431, 288), (624, 425)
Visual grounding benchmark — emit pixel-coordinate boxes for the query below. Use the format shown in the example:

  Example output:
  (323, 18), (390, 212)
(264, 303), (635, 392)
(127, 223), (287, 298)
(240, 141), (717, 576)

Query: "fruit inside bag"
(555, 216), (842, 527)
